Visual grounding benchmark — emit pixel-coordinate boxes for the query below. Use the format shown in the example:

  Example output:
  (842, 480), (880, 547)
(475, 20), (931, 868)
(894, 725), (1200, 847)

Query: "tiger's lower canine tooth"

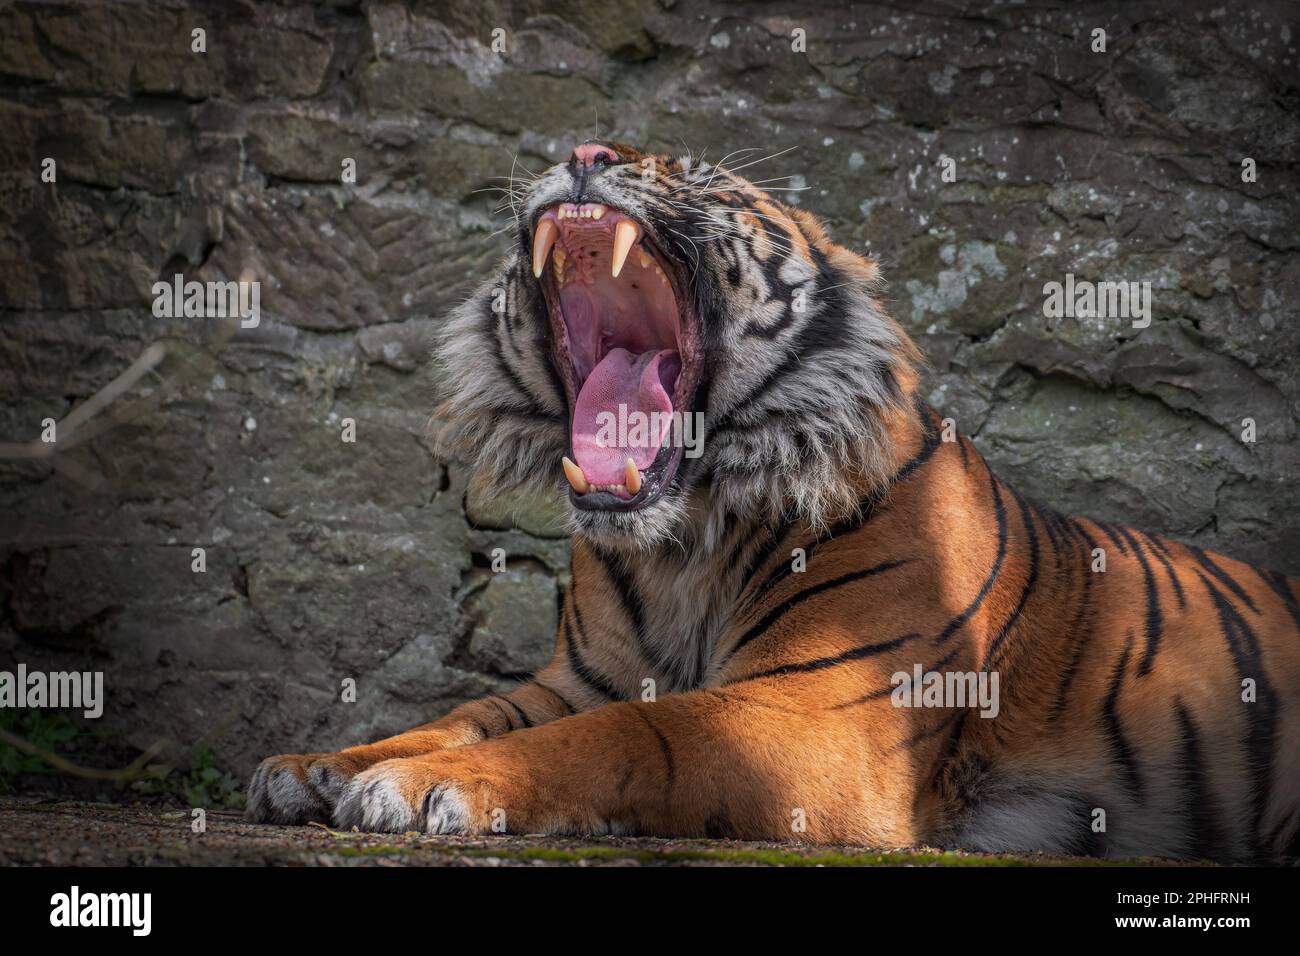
(610, 219), (640, 278)
(624, 458), (642, 495)
(532, 219), (558, 279)
(562, 456), (590, 494)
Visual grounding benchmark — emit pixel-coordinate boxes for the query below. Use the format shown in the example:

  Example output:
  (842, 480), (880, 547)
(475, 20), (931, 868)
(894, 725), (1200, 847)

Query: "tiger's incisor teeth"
(624, 458), (642, 496)
(610, 220), (640, 279)
(563, 456), (590, 494)
(532, 219), (558, 279)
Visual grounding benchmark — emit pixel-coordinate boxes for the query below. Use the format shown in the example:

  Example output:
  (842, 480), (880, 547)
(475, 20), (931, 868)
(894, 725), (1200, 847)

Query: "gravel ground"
(0, 797), (1193, 867)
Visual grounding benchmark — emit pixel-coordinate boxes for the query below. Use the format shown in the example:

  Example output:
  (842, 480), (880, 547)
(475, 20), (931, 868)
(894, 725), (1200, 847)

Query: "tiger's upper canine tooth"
(624, 458), (642, 496)
(610, 219), (641, 279)
(562, 456), (590, 494)
(532, 219), (558, 278)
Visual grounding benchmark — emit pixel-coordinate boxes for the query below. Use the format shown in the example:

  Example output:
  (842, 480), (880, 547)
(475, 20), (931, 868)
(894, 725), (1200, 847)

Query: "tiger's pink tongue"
(572, 348), (679, 486)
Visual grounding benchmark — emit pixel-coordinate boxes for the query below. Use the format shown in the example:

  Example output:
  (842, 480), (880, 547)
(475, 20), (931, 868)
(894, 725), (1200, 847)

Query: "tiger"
(246, 139), (1300, 863)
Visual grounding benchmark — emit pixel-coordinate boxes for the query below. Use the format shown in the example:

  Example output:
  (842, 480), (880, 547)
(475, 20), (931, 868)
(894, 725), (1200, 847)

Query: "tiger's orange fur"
(247, 140), (1300, 862)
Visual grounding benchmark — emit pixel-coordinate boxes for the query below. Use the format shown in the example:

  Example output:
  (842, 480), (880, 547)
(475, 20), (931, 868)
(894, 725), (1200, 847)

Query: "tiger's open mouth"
(532, 202), (701, 512)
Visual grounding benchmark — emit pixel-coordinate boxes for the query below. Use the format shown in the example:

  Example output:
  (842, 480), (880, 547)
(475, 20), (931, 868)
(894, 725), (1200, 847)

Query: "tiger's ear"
(789, 207), (885, 289)
(428, 254), (567, 495)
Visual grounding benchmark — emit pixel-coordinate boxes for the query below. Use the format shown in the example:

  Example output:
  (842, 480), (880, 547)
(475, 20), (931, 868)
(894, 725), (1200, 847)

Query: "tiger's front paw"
(333, 753), (511, 835)
(245, 751), (371, 824)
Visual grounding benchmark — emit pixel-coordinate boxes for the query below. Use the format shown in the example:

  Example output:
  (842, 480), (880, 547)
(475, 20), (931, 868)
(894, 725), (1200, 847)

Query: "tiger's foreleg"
(245, 669), (583, 824)
(330, 684), (916, 843)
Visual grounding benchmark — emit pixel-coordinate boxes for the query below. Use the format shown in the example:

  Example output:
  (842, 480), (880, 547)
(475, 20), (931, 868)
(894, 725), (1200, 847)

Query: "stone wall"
(1, 0), (1297, 778)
